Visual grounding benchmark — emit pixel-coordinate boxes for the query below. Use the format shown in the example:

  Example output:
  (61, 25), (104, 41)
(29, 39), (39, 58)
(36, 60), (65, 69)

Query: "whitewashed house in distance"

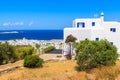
(64, 12), (120, 53)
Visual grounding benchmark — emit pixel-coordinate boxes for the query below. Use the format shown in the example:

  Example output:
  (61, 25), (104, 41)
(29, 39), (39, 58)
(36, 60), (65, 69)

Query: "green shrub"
(15, 46), (34, 59)
(0, 42), (17, 65)
(76, 39), (118, 71)
(43, 46), (55, 53)
(24, 55), (43, 68)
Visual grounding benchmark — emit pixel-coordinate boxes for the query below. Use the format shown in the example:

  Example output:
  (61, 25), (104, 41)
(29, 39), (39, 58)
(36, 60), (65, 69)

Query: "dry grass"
(0, 60), (23, 69)
(1, 60), (120, 80)
(87, 61), (120, 80)
(0, 60), (77, 80)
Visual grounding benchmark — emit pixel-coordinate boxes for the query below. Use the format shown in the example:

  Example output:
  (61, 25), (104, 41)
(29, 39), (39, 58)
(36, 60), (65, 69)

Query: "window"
(82, 22), (85, 28)
(85, 38), (88, 40)
(77, 22), (85, 28)
(110, 28), (116, 32)
(92, 22), (95, 26)
(110, 42), (113, 45)
(77, 23), (79, 28)
(95, 38), (99, 41)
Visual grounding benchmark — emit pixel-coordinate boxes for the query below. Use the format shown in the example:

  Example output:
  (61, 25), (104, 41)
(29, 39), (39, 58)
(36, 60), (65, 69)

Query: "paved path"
(39, 53), (66, 61)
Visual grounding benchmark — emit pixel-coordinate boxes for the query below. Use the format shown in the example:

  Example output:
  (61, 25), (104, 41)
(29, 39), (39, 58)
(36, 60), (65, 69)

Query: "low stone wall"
(0, 66), (21, 74)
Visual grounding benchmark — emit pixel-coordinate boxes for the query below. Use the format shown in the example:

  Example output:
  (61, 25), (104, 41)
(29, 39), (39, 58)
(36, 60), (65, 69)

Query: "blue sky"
(0, 0), (120, 30)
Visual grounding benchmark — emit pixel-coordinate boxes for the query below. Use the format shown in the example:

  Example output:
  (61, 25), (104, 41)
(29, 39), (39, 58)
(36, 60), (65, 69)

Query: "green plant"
(24, 55), (43, 68)
(76, 39), (118, 71)
(0, 42), (17, 65)
(43, 46), (55, 53)
(35, 43), (41, 54)
(15, 46), (34, 59)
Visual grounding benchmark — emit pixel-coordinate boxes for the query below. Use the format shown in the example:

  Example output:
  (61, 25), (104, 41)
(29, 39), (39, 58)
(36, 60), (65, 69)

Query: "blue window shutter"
(113, 28), (116, 32)
(77, 23), (79, 28)
(82, 22), (85, 28)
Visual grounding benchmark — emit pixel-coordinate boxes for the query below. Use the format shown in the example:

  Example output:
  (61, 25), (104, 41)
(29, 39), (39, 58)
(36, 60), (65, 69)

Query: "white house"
(64, 12), (120, 53)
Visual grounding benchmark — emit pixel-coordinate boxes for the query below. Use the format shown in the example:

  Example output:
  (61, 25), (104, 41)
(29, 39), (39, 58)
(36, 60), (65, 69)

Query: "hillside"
(0, 60), (120, 80)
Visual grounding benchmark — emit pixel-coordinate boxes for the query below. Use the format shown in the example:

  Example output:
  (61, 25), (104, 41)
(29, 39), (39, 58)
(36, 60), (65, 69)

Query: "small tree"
(76, 39), (118, 71)
(65, 34), (77, 59)
(35, 44), (40, 54)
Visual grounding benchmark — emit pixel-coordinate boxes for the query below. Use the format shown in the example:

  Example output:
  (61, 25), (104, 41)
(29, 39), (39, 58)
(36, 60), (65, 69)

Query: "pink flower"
(65, 34), (77, 43)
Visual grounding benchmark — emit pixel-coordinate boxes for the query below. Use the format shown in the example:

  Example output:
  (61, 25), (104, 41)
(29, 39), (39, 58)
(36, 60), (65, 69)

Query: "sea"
(0, 30), (63, 40)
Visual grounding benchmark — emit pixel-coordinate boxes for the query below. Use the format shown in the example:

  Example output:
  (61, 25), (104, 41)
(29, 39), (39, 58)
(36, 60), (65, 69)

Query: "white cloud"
(28, 22), (33, 26)
(2, 21), (34, 27)
(14, 22), (24, 26)
(3, 22), (24, 26)
(3, 22), (11, 26)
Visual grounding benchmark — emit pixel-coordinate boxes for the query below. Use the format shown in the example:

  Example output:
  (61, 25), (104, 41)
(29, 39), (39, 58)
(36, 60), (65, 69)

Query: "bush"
(76, 39), (118, 71)
(0, 42), (17, 65)
(24, 55), (43, 68)
(15, 46), (34, 59)
(43, 46), (55, 53)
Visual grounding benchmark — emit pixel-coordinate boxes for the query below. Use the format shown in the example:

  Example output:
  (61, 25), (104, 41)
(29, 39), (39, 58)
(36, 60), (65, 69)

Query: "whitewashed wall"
(64, 28), (92, 42)
(73, 18), (101, 28)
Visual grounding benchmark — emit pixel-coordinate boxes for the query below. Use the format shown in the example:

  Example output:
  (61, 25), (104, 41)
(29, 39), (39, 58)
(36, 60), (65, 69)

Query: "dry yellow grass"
(0, 60), (23, 69)
(1, 60), (120, 80)
(87, 61), (120, 80)
(0, 60), (77, 80)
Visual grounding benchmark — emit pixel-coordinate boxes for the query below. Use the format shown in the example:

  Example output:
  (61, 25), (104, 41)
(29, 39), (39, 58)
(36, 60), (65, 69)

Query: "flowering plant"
(65, 34), (77, 43)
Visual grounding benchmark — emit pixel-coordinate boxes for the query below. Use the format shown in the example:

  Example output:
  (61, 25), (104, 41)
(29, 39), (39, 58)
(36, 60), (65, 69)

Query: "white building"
(64, 12), (120, 53)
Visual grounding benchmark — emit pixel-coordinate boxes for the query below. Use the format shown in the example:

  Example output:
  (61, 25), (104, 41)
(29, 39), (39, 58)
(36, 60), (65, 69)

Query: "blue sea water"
(0, 30), (63, 40)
